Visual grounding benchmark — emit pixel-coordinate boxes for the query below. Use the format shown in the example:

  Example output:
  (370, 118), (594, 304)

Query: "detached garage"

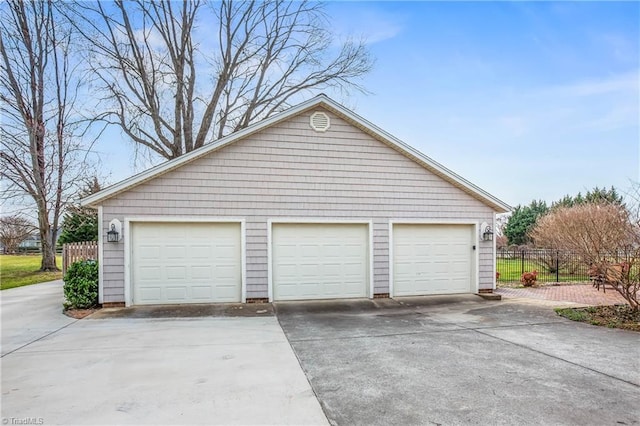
(82, 95), (510, 307)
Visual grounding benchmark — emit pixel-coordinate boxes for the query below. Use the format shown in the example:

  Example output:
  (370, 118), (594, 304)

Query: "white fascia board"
(81, 94), (511, 213)
(80, 96), (330, 207)
(320, 101), (512, 213)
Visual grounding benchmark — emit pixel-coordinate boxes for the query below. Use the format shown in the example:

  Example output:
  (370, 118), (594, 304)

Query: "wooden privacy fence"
(62, 241), (98, 275)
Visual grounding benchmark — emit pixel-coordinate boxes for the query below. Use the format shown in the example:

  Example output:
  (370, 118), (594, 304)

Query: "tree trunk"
(38, 211), (58, 272)
(1, 1), (89, 272)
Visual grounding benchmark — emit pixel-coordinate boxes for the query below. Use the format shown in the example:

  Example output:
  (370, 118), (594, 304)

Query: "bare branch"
(66, 0), (373, 160)
(0, 215), (37, 253)
(530, 201), (640, 310)
(0, 0), (93, 270)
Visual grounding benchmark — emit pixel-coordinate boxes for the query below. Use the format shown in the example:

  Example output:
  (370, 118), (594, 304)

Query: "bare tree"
(0, 0), (92, 270)
(0, 215), (36, 254)
(495, 213), (509, 249)
(530, 203), (639, 310)
(68, 0), (373, 160)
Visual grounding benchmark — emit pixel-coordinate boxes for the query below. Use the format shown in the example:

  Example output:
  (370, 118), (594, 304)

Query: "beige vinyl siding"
(100, 109), (495, 302)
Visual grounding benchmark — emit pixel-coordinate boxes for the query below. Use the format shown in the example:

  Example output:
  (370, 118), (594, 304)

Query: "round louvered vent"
(310, 111), (330, 132)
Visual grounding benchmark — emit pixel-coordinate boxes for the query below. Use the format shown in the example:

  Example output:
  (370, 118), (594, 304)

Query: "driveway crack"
(464, 325), (640, 389)
(1, 319), (80, 358)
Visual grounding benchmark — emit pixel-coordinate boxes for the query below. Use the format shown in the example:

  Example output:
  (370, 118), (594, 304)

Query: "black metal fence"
(497, 248), (592, 283)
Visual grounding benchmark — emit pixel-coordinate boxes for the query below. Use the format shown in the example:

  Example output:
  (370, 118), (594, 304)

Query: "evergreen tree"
(552, 186), (623, 209)
(58, 178), (101, 245)
(584, 186), (623, 205)
(504, 200), (549, 246)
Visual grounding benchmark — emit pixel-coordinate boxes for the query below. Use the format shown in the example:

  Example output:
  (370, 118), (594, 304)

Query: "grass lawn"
(0, 255), (63, 290)
(497, 258), (588, 283)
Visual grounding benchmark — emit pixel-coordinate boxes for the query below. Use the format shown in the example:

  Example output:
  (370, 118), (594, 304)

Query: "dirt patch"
(64, 308), (99, 319)
(555, 305), (640, 331)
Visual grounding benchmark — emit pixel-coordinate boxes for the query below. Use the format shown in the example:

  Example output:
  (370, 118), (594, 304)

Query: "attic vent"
(310, 111), (330, 132)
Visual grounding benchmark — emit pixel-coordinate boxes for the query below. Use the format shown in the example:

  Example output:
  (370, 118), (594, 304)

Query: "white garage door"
(272, 223), (369, 301)
(393, 224), (474, 296)
(131, 222), (241, 305)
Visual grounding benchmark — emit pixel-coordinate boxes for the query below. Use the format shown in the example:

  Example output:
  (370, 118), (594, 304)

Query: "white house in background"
(18, 235), (40, 249)
(81, 95), (510, 307)
(5, 228), (61, 252)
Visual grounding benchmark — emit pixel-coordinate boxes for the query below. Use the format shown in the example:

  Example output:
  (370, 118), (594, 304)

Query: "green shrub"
(63, 260), (98, 309)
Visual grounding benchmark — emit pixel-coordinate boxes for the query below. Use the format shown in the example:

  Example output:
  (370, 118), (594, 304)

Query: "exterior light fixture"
(482, 225), (494, 241)
(107, 219), (122, 243)
(107, 224), (119, 242)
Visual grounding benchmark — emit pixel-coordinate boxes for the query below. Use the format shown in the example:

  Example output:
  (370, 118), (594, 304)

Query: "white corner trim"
(388, 221), (394, 298)
(492, 214), (497, 291)
(240, 220), (247, 303)
(123, 218), (131, 307)
(267, 221), (273, 302)
(390, 219), (479, 225)
(124, 216), (245, 223)
(473, 222), (480, 293)
(269, 218), (372, 224)
(97, 206), (104, 304)
(368, 220), (374, 299)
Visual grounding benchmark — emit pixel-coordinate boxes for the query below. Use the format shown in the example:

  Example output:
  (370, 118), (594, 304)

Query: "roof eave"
(80, 96), (330, 207)
(81, 94), (511, 213)
(317, 101), (512, 213)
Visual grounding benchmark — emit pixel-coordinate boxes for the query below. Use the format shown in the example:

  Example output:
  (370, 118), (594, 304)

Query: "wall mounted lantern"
(481, 223), (494, 241)
(107, 219), (122, 243)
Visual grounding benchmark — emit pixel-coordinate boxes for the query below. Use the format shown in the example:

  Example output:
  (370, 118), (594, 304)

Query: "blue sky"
(98, 1), (639, 208)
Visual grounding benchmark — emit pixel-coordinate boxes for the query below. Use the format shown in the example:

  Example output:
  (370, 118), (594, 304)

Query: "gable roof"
(81, 95), (511, 213)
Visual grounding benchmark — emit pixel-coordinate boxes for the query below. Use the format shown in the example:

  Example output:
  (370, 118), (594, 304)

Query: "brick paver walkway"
(496, 284), (627, 306)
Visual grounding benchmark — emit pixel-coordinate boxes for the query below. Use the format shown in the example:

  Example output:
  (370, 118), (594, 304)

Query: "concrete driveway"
(3, 283), (639, 426)
(1, 280), (76, 357)
(275, 296), (640, 426)
(1, 282), (327, 425)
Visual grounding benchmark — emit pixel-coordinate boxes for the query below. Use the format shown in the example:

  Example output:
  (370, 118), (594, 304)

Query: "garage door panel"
(393, 224), (473, 296)
(273, 224), (368, 301)
(191, 286), (213, 299)
(132, 222), (242, 305)
(190, 246), (212, 259)
(166, 287), (188, 300)
(139, 287), (161, 301)
(344, 263), (364, 276)
(139, 246), (161, 259)
(213, 284), (239, 301)
(214, 264), (238, 277)
(137, 265), (161, 281)
(320, 245), (340, 256)
(165, 246), (186, 259)
(191, 266), (212, 279)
